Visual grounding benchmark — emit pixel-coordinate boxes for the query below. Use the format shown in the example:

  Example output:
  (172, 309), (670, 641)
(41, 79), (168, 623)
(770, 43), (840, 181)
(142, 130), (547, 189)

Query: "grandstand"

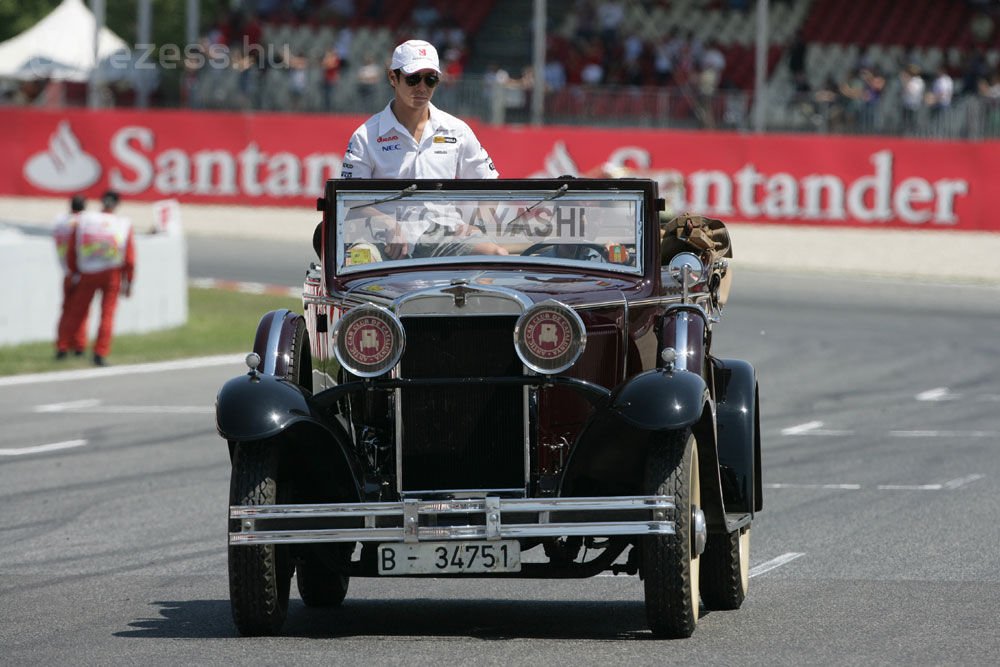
(4, 0), (998, 138)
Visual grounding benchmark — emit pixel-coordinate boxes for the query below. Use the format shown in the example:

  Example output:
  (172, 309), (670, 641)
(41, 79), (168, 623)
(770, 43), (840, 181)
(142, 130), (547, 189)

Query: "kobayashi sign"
(1, 107), (994, 231)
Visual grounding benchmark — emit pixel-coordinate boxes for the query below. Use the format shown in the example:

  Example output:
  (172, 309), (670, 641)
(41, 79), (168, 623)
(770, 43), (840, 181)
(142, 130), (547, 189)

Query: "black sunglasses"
(401, 72), (440, 88)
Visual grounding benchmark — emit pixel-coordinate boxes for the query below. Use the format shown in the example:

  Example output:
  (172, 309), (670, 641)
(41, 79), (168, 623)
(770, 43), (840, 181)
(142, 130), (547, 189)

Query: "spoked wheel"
(641, 429), (704, 638)
(228, 443), (293, 636)
(701, 526), (751, 610)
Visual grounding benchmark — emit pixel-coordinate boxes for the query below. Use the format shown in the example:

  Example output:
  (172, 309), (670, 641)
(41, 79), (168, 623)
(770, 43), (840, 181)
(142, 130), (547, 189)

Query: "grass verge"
(0, 287), (301, 376)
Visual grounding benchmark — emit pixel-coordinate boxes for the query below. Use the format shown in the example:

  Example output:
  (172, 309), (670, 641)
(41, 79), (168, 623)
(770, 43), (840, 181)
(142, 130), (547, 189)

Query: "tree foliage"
(0, 0), (219, 48)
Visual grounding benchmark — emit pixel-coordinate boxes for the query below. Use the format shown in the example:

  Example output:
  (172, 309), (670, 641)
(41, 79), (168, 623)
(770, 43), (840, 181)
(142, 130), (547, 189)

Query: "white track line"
(878, 474), (984, 491)
(766, 483), (861, 490)
(0, 439), (88, 456)
(34, 399), (101, 412)
(780, 421), (852, 436)
(916, 387), (955, 401)
(889, 430), (998, 438)
(32, 400), (211, 415)
(749, 552), (804, 578)
(0, 354), (243, 387)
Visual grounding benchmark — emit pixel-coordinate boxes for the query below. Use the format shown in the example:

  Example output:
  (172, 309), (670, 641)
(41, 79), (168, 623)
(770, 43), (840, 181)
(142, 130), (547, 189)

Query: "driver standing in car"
(340, 39), (506, 258)
(341, 39), (498, 181)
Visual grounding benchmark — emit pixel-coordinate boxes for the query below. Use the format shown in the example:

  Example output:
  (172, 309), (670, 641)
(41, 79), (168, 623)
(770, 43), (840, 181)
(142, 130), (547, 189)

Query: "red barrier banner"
(1, 107), (997, 231)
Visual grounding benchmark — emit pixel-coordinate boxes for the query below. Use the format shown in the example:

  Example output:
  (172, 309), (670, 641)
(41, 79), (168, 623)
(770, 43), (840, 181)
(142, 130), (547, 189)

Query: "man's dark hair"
(70, 194), (85, 212)
(101, 190), (120, 210)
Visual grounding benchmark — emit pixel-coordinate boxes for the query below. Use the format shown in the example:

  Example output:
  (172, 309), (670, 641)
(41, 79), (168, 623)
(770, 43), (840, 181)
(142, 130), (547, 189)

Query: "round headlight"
(332, 304), (405, 377)
(514, 300), (587, 375)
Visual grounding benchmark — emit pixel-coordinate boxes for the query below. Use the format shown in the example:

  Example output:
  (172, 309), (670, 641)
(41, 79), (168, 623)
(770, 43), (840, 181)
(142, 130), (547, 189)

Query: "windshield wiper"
(502, 183), (570, 228)
(348, 184), (418, 210)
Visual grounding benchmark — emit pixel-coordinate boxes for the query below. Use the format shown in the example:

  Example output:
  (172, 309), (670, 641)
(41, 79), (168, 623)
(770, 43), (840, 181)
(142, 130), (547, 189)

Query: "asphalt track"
(2, 262), (998, 664)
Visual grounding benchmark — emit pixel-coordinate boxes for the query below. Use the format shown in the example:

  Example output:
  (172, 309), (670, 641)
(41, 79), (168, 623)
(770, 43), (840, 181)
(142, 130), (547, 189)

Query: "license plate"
(378, 540), (521, 575)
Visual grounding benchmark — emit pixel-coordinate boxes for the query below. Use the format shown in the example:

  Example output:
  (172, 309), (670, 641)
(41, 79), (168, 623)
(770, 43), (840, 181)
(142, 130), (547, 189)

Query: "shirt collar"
(378, 101), (447, 139)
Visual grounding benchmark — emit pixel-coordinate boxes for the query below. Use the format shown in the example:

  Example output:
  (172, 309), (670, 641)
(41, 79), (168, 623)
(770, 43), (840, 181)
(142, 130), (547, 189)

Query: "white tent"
(0, 0), (128, 82)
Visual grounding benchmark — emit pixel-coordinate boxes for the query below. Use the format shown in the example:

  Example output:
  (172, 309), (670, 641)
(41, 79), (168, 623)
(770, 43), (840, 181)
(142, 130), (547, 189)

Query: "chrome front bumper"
(229, 495), (675, 545)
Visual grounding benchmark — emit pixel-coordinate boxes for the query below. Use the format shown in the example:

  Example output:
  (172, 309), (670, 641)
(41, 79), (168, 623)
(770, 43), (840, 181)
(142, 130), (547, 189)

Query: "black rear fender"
(253, 309), (308, 380)
(714, 358), (762, 514)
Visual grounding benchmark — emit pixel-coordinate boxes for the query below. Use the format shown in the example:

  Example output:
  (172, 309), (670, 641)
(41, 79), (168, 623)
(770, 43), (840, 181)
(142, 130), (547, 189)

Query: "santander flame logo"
(23, 121), (102, 192)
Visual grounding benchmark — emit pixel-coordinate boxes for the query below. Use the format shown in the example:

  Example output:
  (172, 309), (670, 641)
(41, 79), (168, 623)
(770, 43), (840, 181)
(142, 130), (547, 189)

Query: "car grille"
(398, 315), (525, 493)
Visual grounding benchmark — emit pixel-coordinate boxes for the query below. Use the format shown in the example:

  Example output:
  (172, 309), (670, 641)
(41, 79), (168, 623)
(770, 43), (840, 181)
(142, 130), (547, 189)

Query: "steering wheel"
(520, 242), (610, 261)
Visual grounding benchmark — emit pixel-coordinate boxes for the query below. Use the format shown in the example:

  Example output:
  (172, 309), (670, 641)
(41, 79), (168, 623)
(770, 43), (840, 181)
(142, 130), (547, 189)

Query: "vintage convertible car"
(216, 178), (762, 638)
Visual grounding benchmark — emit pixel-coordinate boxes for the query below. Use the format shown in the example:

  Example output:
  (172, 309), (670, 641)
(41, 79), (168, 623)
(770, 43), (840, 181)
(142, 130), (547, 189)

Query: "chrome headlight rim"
(513, 299), (587, 375)
(331, 303), (405, 378)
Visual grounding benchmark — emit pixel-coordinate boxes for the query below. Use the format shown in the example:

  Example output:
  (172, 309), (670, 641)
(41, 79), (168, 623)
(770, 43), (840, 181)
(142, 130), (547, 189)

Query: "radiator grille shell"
(397, 315), (526, 493)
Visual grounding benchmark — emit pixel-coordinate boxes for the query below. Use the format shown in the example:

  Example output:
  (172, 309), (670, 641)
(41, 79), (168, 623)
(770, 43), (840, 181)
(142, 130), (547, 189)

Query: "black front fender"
(217, 372), (320, 442)
(609, 368), (708, 431)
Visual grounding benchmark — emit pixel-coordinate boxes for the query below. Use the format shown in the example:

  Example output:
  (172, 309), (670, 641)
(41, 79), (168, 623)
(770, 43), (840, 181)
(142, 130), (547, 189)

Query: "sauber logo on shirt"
(377, 135), (399, 143)
(433, 136), (458, 144)
(381, 144), (401, 152)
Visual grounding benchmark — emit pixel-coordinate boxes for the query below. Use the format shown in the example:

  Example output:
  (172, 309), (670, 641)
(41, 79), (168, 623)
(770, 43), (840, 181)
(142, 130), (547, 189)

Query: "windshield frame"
(326, 180), (652, 278)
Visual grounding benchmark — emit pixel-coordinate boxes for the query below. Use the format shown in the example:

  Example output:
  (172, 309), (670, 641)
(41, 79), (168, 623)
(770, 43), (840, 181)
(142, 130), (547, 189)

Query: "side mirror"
(666, 252), (706, 285)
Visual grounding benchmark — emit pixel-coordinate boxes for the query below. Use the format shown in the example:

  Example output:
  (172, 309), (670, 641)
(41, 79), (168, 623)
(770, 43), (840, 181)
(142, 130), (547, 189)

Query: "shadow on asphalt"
(116, 597), (672, 640)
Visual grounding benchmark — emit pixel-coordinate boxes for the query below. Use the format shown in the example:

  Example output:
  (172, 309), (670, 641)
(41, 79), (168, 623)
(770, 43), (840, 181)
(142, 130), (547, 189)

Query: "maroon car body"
(216, 178), (762, 638)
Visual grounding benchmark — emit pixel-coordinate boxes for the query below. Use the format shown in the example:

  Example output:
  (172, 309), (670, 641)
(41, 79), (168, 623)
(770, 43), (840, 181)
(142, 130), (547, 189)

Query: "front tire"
(228, 443), (293, 636)
(641, 429), (702, 638)
(701, 527), (751, 610)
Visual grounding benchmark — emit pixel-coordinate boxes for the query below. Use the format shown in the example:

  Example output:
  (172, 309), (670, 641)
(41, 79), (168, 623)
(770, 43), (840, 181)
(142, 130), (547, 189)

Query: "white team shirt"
(75, 211), (133, 274)
(341, 101), (498, 180)
(52, 212), (79, 272)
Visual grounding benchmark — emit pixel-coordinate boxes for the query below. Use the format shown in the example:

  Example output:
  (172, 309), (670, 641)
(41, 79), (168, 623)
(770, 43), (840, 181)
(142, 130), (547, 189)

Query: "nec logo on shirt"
(381, 144), (401, 152)
(377, 135), (400, 143)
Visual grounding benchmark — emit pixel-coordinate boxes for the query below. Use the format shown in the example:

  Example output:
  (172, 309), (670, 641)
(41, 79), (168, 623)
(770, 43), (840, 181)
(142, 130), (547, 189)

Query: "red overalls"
(60, 211), (136, 358)
(54, 212), (89, 354)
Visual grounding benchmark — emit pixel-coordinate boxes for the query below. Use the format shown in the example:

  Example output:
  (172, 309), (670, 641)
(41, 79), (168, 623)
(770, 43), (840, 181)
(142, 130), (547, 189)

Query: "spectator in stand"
(573, 0), (599, 42)
(322, 47), (342, 112)
(355, 53), (383, 111)
(960, 45), (990, 97)
(544, 54), (567, 92)
(411, 0), (441, 32)
(580, 40), (606, 85)
(60, 191), (135, 367)
(813, 75), (848, 131)
(442, 47), (465, 82)
(652, 29), (680, 86)
(926, 66), (955, 118)
(597, 0), (625, 48)
(900, 63), (926, 132)
(787, 30), (807, 82)
(978, 69), (1000, 99)
(621, 30), (646, 86)
(288, 52), (310, 111)
(54, 194), (89, 360)
(698, 40), (727, 98)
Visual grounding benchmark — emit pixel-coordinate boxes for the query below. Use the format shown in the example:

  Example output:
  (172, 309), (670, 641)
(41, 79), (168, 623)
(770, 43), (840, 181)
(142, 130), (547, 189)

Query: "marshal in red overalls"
(60, 204), (136, 366)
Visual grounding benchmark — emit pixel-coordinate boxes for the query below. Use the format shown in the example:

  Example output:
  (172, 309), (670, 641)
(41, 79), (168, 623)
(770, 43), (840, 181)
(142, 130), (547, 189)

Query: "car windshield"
(334, 188), (644, 275)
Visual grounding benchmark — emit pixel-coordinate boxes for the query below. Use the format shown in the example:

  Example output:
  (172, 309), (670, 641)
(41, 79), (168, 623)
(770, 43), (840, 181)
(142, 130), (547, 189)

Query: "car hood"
(340, 268), (644, 307)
